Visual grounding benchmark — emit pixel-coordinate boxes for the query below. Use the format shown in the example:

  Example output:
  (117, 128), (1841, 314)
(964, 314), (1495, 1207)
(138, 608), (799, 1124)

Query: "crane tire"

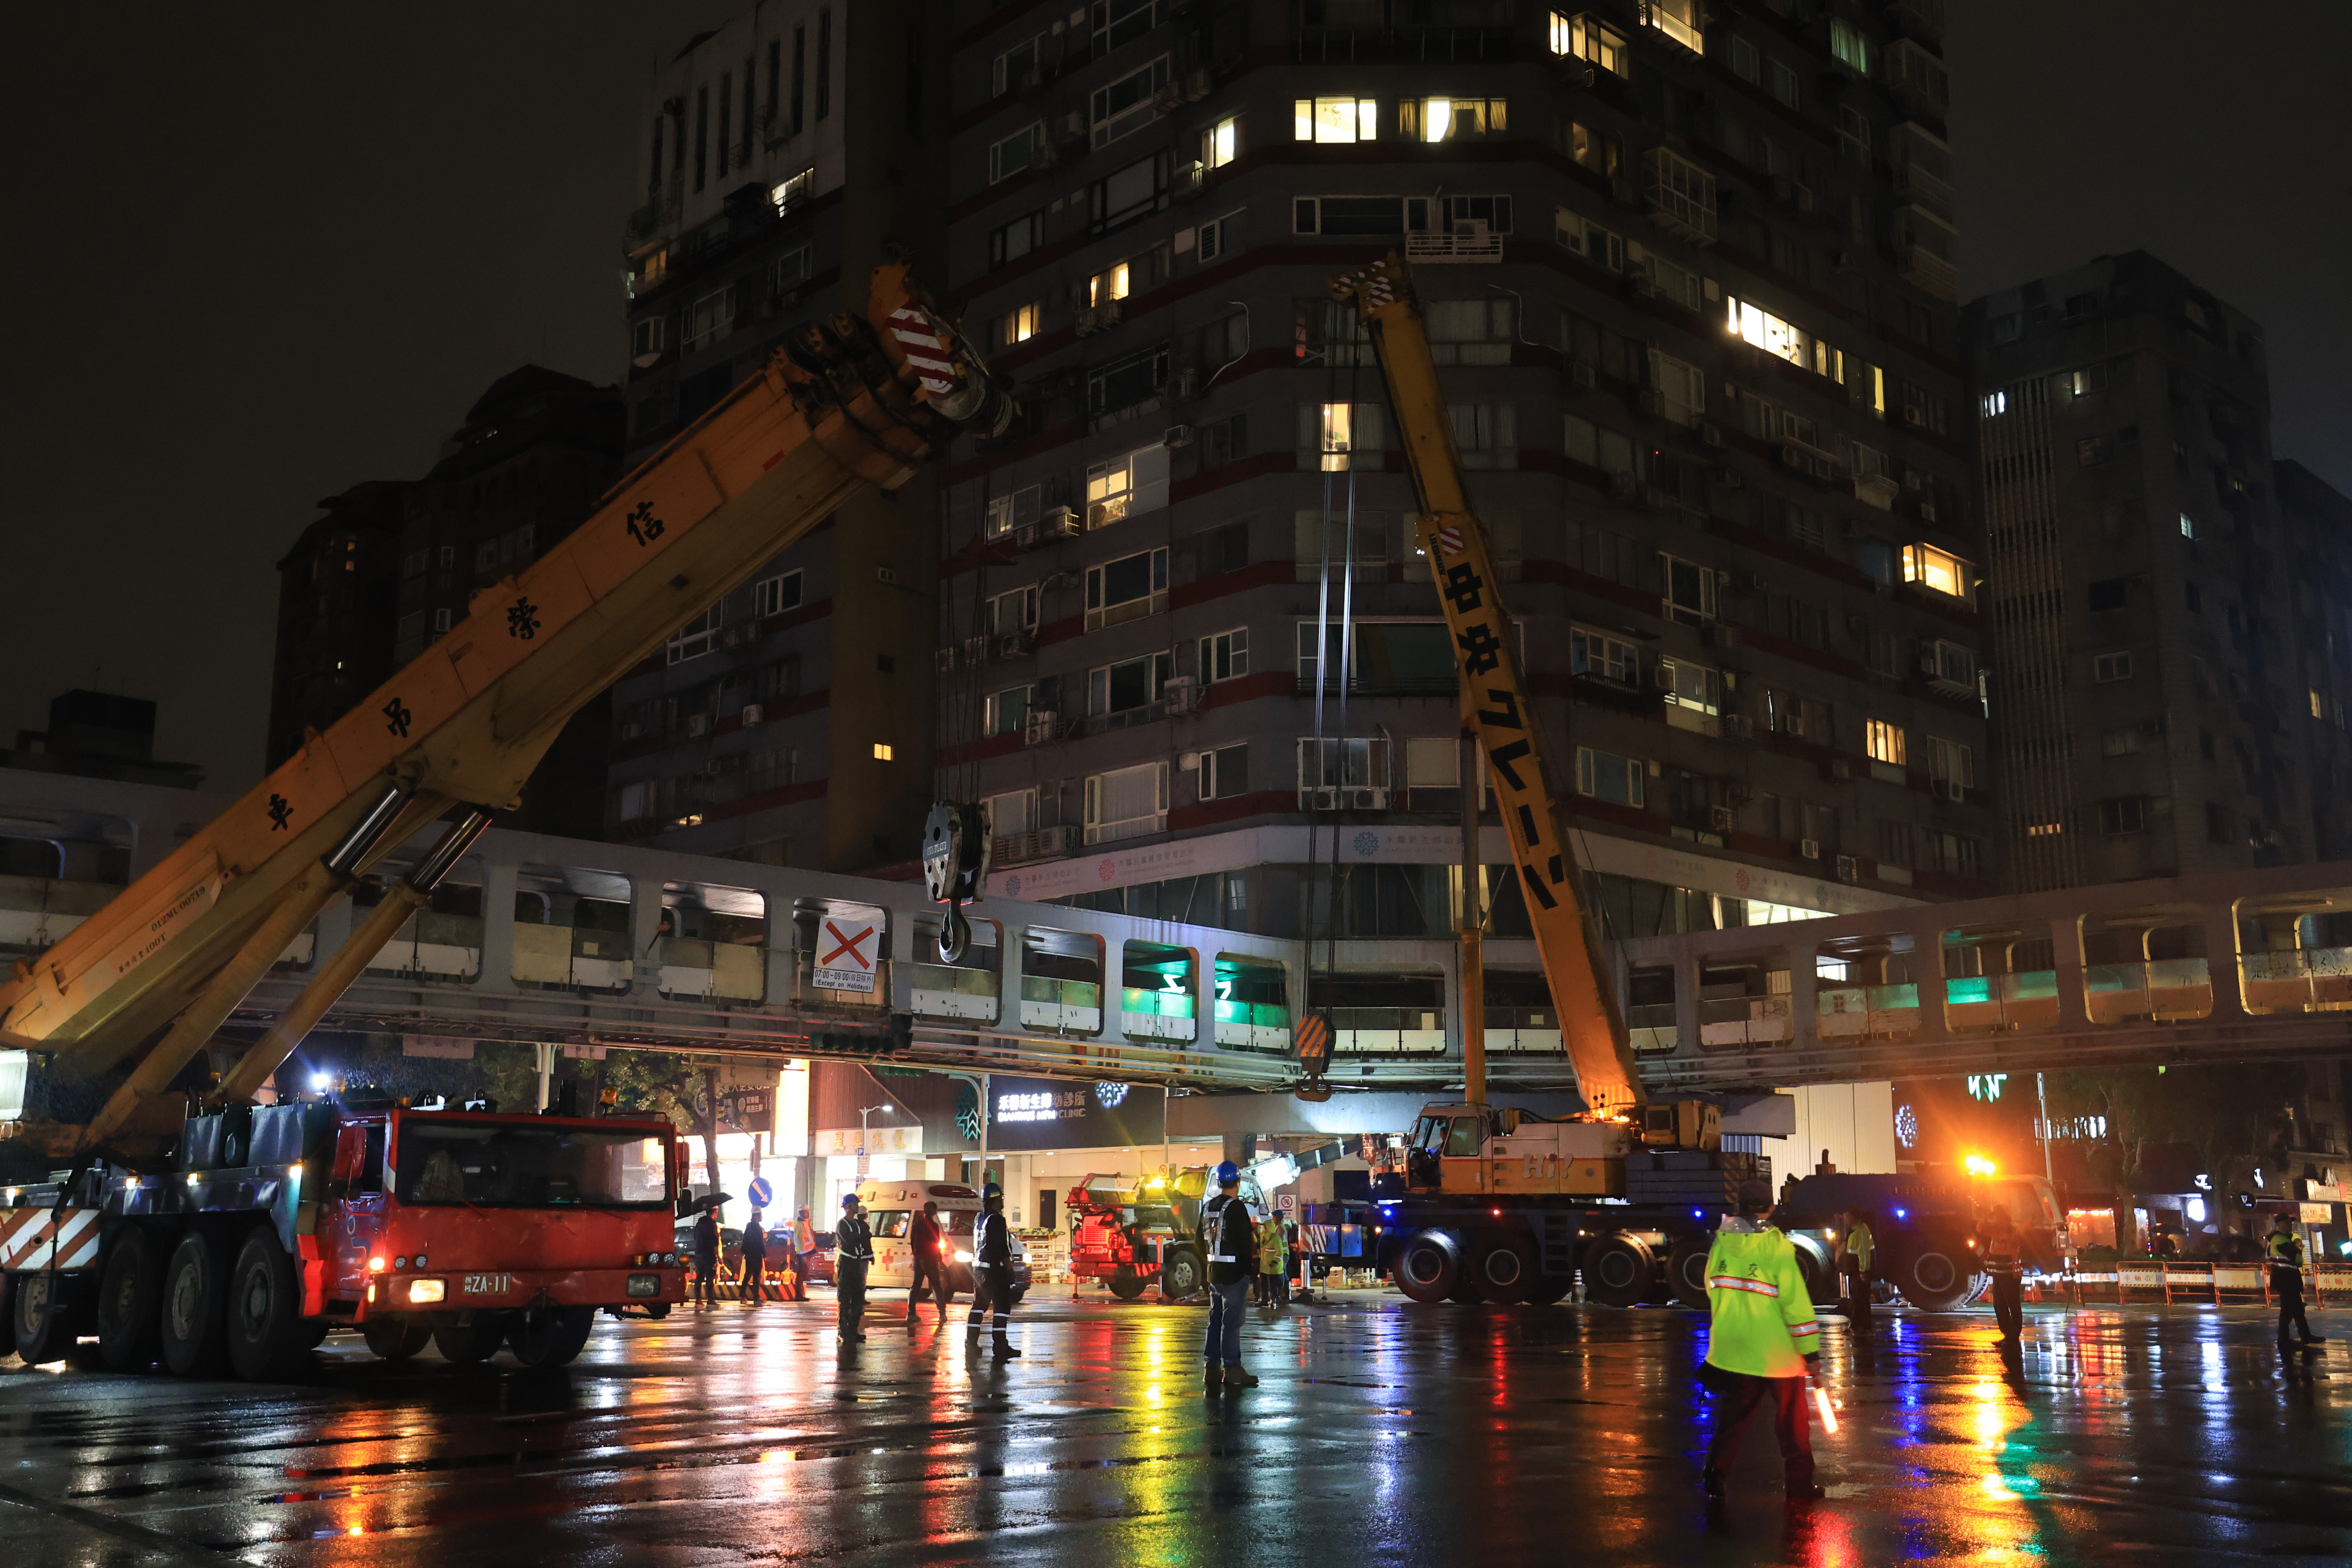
(1666, 1234), (1714, 1310)
(161, 1230), (231, 1378)
(1392, 1231), (1462, 1304)
(1472, 1235), (1537, 1304)
(1581, 1234), (1655, 1308)
(96, 1226), (166, 1370)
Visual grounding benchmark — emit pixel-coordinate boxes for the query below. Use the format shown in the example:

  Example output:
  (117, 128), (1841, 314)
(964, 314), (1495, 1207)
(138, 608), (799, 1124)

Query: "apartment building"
(937, 0), (1992, 976)
(1965, 252), (2352, 888)
(267, 482), (407, 769)
(607, 1), (948, 872)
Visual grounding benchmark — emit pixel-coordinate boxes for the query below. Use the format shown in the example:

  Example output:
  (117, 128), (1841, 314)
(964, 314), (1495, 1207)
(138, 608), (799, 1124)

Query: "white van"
(856, 1180), (1033, 1305)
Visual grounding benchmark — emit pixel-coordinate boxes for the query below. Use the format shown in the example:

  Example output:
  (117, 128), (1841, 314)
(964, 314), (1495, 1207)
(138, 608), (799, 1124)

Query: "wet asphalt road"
(2, 1292), (2348, 1567)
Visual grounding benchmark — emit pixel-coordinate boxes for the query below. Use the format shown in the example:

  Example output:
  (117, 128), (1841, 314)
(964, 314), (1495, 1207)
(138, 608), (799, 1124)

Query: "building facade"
(937, 0), (1992, 1013)
(607, 1), (949, 873)
(266, 483), (406, 769)
(1966, 252), (2352, 888)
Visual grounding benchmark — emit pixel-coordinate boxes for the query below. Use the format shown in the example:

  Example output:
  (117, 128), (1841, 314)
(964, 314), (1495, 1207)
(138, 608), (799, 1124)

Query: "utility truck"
(1065, 1164), (1269, 1301)
(1, 263), (1012, 1370)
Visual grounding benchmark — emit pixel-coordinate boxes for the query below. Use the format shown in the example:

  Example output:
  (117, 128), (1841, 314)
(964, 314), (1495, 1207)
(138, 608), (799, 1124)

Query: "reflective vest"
(2269, 1230), (2305, 1274)
(1702, 1222), (1820, 1379)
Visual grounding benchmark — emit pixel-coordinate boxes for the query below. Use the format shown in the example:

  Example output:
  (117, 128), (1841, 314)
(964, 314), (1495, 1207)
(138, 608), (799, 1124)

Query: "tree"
(2048, 1064), (2296, 1247)
(603, 1051), (725, 1203)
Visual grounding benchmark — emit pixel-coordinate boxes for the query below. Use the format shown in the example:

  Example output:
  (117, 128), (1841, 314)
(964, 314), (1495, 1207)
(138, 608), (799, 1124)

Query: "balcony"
(1890, 123), (1956, 223)
(1405, 222), (1505, 264)
(1897, 244), (1959, 303)
(1075, 299), (1124, 337)
(1643, 147), (1717, 246)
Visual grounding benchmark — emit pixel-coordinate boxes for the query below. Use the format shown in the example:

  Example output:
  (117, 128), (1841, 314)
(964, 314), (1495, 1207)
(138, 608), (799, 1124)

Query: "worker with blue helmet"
(1200, 1160), (1257, 1388)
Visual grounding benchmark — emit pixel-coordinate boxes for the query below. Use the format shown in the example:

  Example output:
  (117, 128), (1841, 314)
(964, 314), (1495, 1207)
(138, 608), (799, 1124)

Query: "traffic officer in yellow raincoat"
(1701, 1177), (1825, 1504)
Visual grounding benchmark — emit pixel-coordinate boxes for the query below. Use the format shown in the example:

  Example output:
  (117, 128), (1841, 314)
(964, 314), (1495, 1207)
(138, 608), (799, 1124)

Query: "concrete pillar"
(630, 876), (666, 995)
(479, 857), (518, 993)
(1909, 922), (1952, 1046)
(1788, 941), (1819, 1049)
(2049, 916), (2087, 1027)
(2203, 904), (2247, 1020)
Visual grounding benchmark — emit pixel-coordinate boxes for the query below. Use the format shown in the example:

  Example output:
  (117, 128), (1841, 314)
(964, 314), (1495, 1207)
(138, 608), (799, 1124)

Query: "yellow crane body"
(2, 265), (1008, 1156)
(1335, 254), (1646, 1119)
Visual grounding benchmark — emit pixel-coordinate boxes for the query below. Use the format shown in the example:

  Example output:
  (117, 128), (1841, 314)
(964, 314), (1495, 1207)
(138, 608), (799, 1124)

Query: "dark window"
(1201, 412), (1247, 468)
(1200, 520), (1249, 576)
(877, 654), (896, 673)
(1087, 343), (1169, 414)
(2185, 582), (2201, 613)
(768, 39), (780, 123)
(816, 9), (833, 120)
(990, 211), (1045, 267)
(1091, 152), (1169, 236)
(649, 116), (664, 189)
(742, 54), (756, 147)
(791, 27), (806, 133)
(2097, 797), (2147, 835)
(694, 87), (709, 191)
(1312, 195), (1407, 235)
(717, 74), (731, 175)
(2205, 801), (2231, 844)
(2087, 577), (2128, 612)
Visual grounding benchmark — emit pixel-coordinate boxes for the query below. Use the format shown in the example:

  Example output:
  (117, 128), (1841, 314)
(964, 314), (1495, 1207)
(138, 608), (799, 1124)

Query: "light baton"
(1811, 1380), (1839, 1435)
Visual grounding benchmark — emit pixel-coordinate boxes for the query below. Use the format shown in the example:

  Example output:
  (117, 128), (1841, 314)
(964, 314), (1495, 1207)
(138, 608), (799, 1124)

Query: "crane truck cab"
(1066, 1165), (1265, 1301)
(1406, 1104), (1634, 1197)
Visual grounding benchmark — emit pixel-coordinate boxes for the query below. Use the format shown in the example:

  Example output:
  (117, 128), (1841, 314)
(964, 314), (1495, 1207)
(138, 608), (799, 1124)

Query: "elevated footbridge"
(1618, 861), (2352, 1093)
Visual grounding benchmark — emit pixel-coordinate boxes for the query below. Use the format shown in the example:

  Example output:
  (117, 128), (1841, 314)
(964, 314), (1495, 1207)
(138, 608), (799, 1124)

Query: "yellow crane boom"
(2, 263), (1009, 1156)
(1332, 254), (1646, 1118)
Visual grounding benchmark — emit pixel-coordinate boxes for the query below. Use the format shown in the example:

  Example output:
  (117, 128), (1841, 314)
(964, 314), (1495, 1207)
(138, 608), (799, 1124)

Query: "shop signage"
(816, 1125), (922, 1157)
(983, 1074), (1166, 1151)
(2301, 1203), (2335, 1225)
(722, 1086), (774, 1134)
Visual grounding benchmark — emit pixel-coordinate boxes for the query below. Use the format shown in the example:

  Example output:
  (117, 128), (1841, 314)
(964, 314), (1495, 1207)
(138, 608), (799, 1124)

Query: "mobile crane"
(1320, 253), (1763, 1308)
(0, 263), (1013, 1371)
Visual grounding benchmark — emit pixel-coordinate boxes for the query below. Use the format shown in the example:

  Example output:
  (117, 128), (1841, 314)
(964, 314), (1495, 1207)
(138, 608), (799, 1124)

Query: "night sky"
(5, 3), (2346, 795)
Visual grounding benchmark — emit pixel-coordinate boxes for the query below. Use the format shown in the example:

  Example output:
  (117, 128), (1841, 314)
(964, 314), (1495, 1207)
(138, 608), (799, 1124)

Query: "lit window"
(1294, 96), (1377, 143)
(1085, 443), (1169, 528)
(1640, 0), (1703, 54)
(1306, 401), (1384, 472)
(1725, 296), (1824, 373)
(1866, 719), (1907, 766)
(873, 742), (895, 761)
(1552, 11), (1628, 76)
(1900, 543), (1975, 605)
(1829, 17), (1870, 73)
(994, 301), (1040, 348)
(1089, 261), (1132, 307)
(1200, 115), (1239, 170)
(770, 168), (815, 212)
(2025, 821), (2065, 838)
(1980, 389), (2007, 417)
(2180, 512), (2197, 539)
(1659, 658), (1722, 717)
(1402, 97), (1505, 142)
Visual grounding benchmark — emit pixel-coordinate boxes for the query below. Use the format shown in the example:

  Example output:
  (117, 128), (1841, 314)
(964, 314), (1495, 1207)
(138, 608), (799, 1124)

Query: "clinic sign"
(985, 1075), (1165, 1151)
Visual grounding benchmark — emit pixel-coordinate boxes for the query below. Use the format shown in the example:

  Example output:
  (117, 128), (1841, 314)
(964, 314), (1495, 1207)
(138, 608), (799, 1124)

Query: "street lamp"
(858, 1104), (893, 1141)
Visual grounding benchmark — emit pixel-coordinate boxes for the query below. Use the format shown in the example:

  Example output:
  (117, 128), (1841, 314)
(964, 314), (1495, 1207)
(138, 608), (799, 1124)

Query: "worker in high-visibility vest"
(1837, 1207), (1876, 1331)
(2269, 1215), (2326, 1350)
(1701, 1178), (1825, 1504)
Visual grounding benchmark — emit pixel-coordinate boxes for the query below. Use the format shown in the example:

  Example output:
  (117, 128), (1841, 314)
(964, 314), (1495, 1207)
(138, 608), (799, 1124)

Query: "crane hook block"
(922, 800), (992, 963)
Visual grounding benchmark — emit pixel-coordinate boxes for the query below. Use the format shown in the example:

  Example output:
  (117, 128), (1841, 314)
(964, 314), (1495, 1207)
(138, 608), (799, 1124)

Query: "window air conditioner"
(963, 635), (988, 664)
(1709, 805), (1737, 831)
(1570, 362), (1599, 389)
(1163, 675), (1200, 714)
(1163, 423), (1194, 447)
(1650, 664), (1677, 690)
(1835, 854), (1860, 883)
(740, 704), (763, 726)
(998, 631), (1034, 658)
(1304, 786), (1341, 811)
(685, 713), (710, 738)
(1799, 837), (1822, 860)
(1179, 750), (1201, 770)
(1039, 506), (1080, 538)
(1025, 710), (1059, 744)
(1348, 787), (1389, 810)
(1919, 502), (1939, 523)
(1936, 777), (1966, 802)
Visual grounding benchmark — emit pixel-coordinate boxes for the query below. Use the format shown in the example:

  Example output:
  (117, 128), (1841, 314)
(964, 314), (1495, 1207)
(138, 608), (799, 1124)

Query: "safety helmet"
(841, 1193), (860, 1210)
(1215, 1160), (1240, 1186)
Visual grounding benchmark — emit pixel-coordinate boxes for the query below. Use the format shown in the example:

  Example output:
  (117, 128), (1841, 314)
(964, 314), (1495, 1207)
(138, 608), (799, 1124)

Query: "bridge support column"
(630, 876), (666, 995)
(1909, 921), (1952, 1047)
(2204, 904), (2248, 1021)
(1788, 940), (1819, 1050)
(2049, 916), (2087, 1027)
(479, 858), (519, 996)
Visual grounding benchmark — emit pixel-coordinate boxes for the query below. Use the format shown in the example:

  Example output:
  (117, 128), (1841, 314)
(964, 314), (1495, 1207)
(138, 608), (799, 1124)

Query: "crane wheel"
(1895, 1247), (1980, 1313)
(11, 1268), (84, 1365)
(509, 1304), (597, 1369)
(434, 1316), (507, 1365)
(160, 1231), (231, 1377)
(1108, 1267), (1147, 1300)
(1526, 1274), (1575, 1306)
(1392, 1232), (1461, 1304)
(363, 1316), (434, 1360)
(1472, 1236), (1536, 1304)
(96, 1226), (166, 1369)
(1581, 1235), (1655, 1308)
(1666, 1234), (1714, 1310)
(226, 1226), (312, 1381)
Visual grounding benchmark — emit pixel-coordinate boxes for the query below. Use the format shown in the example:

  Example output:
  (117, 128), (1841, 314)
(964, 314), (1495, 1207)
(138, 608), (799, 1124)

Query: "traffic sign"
(1278, 1192), (1296, 1211)
(746, 1175), (774, 1209)
(814, 903), (885, 993)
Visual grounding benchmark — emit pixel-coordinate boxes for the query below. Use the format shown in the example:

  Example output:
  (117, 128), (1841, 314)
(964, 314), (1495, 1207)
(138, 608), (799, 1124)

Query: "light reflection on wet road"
(2, 1298), (2347, 1565)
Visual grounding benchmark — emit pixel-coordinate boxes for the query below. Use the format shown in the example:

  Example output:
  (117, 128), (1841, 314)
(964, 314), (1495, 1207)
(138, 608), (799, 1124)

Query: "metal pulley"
(921, 800), (991, 963)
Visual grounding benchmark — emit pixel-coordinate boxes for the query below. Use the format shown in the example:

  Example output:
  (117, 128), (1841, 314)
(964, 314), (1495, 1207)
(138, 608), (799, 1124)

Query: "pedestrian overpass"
(4, 770), (2350, 1100)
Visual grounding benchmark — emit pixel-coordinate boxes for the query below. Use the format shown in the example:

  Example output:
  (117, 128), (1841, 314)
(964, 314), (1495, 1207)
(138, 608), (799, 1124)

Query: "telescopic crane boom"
(1, 264), (1011, 1159)
(1331, 254), (1647, 1119)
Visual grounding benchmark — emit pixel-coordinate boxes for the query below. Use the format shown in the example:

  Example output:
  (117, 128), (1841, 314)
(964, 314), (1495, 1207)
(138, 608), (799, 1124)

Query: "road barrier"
(2027, 1262), (2352, 1308)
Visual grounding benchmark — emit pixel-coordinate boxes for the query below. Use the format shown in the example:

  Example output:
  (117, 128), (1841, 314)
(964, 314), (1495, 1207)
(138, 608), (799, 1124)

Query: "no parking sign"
(813, 903), (884, 993)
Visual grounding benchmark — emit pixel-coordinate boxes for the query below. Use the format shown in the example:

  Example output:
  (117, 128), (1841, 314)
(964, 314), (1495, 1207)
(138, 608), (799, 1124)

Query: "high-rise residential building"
(267, 483), (406, 768)
(1965, 252), (2352, 888)
(609, 1), (947, 872)
(937, 0), (1991, 984)
(265, 367), (623, 836)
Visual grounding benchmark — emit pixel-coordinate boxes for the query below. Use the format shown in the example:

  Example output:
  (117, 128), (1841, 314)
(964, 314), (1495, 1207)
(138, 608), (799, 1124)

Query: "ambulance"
(855, 1181), (1032, 1306)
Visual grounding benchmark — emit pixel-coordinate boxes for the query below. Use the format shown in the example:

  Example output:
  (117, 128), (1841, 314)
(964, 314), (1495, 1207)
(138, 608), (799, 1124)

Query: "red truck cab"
(319, 1107), (685, 1367)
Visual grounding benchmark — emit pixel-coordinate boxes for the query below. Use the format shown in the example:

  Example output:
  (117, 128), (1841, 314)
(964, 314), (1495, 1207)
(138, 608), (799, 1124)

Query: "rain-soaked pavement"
(2, 1292), (2347, 1566)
